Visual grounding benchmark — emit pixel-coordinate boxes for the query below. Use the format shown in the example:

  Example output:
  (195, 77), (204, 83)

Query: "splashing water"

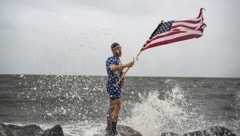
(62, 122), (106, 136)
(123, 90), (179, 135)
(122, 83), (210, 136)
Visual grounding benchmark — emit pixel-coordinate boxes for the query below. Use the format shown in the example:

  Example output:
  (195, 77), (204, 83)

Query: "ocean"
(0, 75), (239, 136)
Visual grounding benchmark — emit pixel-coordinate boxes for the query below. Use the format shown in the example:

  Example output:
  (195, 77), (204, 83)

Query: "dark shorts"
(107, 86), (121, 100)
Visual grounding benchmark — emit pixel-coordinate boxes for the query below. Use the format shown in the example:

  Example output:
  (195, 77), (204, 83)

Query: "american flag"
(141, 8), (206, 51)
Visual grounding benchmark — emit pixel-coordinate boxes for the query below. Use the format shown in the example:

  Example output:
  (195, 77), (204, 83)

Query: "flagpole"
(115, 50), (142, 86)
(115, 20), (162, 86)
(114, 8), (206, 86)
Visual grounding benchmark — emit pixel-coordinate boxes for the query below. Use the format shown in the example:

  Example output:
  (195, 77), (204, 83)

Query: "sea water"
(0, 75), (239, 136)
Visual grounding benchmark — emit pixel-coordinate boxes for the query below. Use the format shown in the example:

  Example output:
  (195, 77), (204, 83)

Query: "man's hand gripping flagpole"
(115, 50), (142, 86)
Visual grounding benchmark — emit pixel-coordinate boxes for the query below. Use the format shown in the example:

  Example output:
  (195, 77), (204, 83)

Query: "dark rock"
(42, 125), (64, 136)
(117, 125), (142, 136)
(0, 123), (11, 136)
(182, 126), (236, 136)
(0, 123), (64, 136)
(0, 123), (43, 136)
(160, 126), (236, 136)
(161, 132), (180, 136)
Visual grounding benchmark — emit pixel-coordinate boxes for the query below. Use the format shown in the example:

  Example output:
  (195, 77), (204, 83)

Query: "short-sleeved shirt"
(106, 56), (123, 99)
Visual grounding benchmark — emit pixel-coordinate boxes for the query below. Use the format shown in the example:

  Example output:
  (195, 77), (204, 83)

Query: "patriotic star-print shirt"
(106, 56), (123, 99)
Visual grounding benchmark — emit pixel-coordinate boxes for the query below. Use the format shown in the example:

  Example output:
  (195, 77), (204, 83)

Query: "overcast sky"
(1, 0), (240, 77)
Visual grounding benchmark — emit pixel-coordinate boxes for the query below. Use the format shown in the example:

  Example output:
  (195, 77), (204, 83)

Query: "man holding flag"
(105, 42), (134, 135)
(105, 8), (206, 135)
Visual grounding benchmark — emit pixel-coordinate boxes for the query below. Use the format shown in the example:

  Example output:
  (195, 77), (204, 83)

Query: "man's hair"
(111, 42), (120, 50)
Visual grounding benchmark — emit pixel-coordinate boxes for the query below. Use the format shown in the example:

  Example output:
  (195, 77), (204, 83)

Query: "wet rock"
(42, 125), (64, 136)
(160, 126), (236, 136)
(161, 132), (179, 136)
(0, 123), (43, 136)
(0, 124), (10, 136)
(0, 123), (64, 136)
(118, 125), (142, 136)
(182, 126), (236, 136)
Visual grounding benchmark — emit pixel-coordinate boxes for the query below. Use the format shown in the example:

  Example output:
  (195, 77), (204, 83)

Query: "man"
(105, 42), (134, 135)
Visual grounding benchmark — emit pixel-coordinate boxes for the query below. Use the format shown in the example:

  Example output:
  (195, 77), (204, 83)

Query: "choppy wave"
(1, 75), (240, 135)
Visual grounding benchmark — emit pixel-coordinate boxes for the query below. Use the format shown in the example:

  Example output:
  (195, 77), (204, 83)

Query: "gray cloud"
(1, 0), (240, 77)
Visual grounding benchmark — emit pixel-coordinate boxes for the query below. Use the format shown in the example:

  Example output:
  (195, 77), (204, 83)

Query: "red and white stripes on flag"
(141, 8), (206, 51)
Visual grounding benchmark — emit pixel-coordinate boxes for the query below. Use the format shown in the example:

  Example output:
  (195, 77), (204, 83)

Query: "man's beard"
(115, 50), (122, 57)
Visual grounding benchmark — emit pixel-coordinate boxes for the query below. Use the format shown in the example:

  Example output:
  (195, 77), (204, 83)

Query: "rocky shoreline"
(161, 126), (236, 136)
(0, 123), (237, 136)
(0, 123), (64, 136)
